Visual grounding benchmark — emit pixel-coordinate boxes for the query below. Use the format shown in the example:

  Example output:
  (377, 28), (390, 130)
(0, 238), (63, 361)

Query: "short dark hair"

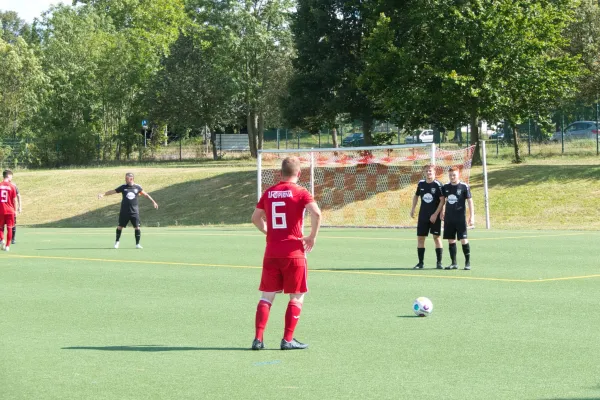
(3, 170), (12, 178)
(125, 172), (134, 178)
(281, 157), (301, 177)
(448, 167), (458, 173)
(423, 164), (436, 171)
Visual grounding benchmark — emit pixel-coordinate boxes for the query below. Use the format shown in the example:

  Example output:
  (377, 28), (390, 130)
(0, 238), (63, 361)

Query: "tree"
(74, 0), (187, 159)
(0, 36), (45, 141)
(285, 0), (384, 147)
(182, 0), (295, 158)
(489, 1), (580, 163)
(362, 0), (580, 164)
(0, 11), (30, 44)
(146, 24), (242, 160)
(564, 0), (600, 115)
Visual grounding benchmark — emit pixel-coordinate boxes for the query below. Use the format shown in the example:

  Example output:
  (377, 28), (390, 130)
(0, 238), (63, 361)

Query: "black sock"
(435, 248), (443, 262)
(116, 229), (122, 242)
(12, 226), (16, 240)
(449, 243), (457, 264)
(462, 243), (470, 264)
(135, 229), (141, 245)
(417, 248), (425, 263)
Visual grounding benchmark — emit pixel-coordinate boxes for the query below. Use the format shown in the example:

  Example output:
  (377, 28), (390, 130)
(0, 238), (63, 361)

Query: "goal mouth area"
(258, 144), (475, 228)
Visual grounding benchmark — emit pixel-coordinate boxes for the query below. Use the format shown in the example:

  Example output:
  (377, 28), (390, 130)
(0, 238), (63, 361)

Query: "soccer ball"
(413, 297), (433, 317)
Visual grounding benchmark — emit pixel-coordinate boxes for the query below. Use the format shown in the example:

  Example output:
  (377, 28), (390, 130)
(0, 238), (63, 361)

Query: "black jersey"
(442, 182), (471, 220)
(415, 179), (443, 217)
(115, 184), (143, 215)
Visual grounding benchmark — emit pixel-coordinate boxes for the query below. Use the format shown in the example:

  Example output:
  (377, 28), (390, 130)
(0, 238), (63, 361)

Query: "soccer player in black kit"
(410, 164), (445, 269)
(98, 172), (158, 249)
(441, 167), (474, 270)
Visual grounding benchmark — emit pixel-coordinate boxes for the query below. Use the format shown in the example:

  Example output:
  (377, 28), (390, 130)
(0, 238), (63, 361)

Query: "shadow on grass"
(35, 248), (128, 250)
(32, 168), (416, 228)
(62, 345), (252, 352)
(33, 170), (258, 228)
(314, 268), (427, 271)
(31, 164), (597, 228)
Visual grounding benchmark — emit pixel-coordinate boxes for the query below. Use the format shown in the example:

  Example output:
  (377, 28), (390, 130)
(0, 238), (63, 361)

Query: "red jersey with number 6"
(257, 181), (315, 259)
(0, 182), (17, 215)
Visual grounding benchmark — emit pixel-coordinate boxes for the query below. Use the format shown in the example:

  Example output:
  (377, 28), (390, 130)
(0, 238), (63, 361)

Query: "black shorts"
(118, 213), (141, 228)
(417, 215), (442, 237)
(443, 219), (468, 240)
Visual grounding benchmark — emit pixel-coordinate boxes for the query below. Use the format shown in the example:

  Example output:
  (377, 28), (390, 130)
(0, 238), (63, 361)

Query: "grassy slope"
(10, 157), (600, 230)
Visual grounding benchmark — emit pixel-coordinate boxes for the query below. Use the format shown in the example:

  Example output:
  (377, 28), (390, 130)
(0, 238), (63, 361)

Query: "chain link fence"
(3, 117), (600, 168)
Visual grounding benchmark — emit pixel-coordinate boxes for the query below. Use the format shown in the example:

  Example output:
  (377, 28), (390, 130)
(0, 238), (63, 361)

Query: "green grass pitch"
(1, 227), (599, 400)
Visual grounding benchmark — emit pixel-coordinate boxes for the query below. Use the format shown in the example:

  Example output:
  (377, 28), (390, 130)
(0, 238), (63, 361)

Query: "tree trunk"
(209, 127), (218, 161)
(247, 111), (258, 158)
(331, 127), (339, 148)
(363, 116), (374, 146)
(257, 112), (264, 151)
(455, 125), (463, 144)
(470, 112), (482, 165)
(511, 124), (522, 163)
(433, 126), (441, 144)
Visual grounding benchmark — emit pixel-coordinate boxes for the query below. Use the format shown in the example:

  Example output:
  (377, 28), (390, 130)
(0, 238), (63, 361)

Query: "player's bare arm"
(251, 208), (267, 235)
(467, 198), (475, 227)
(16, 193), (22, 214)
(410, 195), (418, 218)
(430, 196), (445, 223)
(440, 200), (446, 221)
(140, 191), (159, 209)
(98, 189), (117, 199)
(302, 201), (322, 253)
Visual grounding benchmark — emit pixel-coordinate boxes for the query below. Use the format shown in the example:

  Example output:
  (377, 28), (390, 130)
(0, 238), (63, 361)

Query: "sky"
(0, 0), (65, 23)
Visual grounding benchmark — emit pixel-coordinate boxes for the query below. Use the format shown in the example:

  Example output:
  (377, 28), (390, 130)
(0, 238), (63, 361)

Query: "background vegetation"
(2, 1), (600, 166)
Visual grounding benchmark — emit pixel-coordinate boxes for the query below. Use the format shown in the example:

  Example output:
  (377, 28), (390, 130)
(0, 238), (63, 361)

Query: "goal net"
(257, 144), (475, 228)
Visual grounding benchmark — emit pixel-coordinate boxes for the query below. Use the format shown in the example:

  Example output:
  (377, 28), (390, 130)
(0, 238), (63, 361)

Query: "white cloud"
(0, 0), (66, 23)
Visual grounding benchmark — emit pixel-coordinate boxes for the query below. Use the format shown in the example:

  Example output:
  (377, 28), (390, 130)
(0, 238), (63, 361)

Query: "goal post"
(257, 143), (478, 228)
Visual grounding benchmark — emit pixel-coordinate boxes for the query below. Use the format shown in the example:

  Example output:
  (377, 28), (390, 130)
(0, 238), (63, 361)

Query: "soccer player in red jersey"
(0, 170), (19, 252)
(251, 156), (322, 350)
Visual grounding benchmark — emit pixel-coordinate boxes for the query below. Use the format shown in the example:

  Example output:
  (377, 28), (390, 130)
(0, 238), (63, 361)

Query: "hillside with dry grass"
(10, 158), (600, 230)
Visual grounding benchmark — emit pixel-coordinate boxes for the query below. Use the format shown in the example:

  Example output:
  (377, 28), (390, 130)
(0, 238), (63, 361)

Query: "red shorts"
(259, 257), (308, 294)
(0, 214), (15, 228)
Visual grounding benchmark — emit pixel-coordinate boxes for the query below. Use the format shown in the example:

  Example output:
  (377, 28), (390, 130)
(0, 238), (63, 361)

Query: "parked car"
(552, 121), (599, 141)
(342, 132), (365, 147)
(488, 132), (505, 140)
(405, 129), (434, 144)
(551, 130), (571, 142)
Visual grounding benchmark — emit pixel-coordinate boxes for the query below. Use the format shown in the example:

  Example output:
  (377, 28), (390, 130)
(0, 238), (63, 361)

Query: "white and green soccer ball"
(413, 297), (433, 317)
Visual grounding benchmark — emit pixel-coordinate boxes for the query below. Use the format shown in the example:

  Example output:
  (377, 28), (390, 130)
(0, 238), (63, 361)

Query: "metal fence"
(2, 119), (600, 168)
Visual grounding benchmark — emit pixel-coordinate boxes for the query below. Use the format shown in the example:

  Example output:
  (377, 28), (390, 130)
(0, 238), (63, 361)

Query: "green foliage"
(33, 1), (186, 165)
(362, 0), (581, 164)
(285, 0), (383, 143)
(565, 0), (600, 104)
(371, 131), (396, 146)
(0, 36), (45, 140)
(0, 0), (594, 166)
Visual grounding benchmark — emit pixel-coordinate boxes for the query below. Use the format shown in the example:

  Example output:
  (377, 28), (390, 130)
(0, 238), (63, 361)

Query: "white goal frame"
(257, 143), (490, 229)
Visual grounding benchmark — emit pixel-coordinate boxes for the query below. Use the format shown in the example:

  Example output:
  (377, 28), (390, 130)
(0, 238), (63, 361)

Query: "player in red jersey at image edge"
(0, 170), (19, 252)
(251, 156), (322, 350)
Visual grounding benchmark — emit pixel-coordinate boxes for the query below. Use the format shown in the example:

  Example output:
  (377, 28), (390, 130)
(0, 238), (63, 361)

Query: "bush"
(372, 132), (396, 146)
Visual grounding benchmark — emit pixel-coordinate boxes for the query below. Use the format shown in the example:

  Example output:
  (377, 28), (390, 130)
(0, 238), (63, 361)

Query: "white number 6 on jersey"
(272, 201), (287, 229)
